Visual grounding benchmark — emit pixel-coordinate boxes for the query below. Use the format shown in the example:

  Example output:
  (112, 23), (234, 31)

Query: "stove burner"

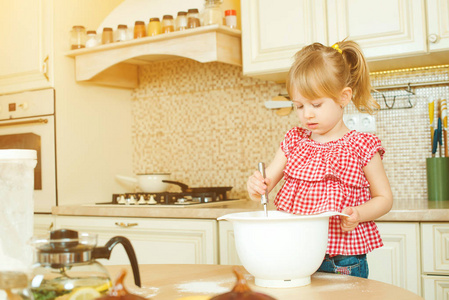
(103, 187), (233, 206)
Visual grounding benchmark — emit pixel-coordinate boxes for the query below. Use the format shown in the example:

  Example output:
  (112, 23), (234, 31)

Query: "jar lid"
(87, 30), (96, 34)
(135, 21), (145, 25)
(225, 9), (236, 16)
(0, 149), (36, 160)
(162, 15), (173, 20)
(72, 25), (85, 30)
(103, 27), (113, 32)
(177, 11), (187, 16)
(187, 8), (199, 13)
(0, 272), (28, 289)
(149, 17), (160, 22)
(118, 24), (128, 29)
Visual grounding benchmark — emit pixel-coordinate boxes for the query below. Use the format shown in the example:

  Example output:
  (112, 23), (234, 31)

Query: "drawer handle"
(115, 222), (138, 228)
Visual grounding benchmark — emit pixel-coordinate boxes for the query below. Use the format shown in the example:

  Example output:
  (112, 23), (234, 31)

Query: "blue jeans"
(317, 254), (369, 278)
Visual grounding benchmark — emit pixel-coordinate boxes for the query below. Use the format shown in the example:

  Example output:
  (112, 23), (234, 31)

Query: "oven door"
(0, 89), (57, 213)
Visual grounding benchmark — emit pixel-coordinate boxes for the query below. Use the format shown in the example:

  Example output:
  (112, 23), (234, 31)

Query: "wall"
(131, 59), (449, 208)
(53, 0), (134, 205)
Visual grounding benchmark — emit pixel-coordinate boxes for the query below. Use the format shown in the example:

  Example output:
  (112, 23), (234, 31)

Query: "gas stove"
(97, 187), (235, 207)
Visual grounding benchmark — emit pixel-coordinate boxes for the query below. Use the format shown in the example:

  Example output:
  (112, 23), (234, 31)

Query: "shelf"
(66, 25), (242, 89)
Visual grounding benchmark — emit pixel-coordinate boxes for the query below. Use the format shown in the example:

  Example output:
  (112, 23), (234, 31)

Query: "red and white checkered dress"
(274, 127), (385, 255)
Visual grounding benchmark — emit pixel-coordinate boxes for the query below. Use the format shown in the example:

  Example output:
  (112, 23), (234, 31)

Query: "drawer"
(421, 223), (449, 274)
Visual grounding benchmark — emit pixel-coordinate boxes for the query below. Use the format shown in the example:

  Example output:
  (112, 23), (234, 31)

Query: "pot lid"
(34, 229), (97, 254)
(33, 229), (97, 267)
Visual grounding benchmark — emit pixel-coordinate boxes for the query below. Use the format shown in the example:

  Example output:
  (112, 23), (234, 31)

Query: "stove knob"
(129, 195), (137, 205)
(118, 195), (126, 204)
(137, 195), (146, 205)
(148, 194), (157, 204)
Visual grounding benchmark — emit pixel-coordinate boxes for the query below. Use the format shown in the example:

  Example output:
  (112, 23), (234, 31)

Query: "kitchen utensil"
(258, 162), (268, 217)
(218, 211), (348, 288)
(30, 229), (141, 300)
(162, 180), (232, 195)
(429, 96), (435, 150)
(116, 173), (170, 193)
(433, 118), (443, 157)
(441, 99), (448, 157)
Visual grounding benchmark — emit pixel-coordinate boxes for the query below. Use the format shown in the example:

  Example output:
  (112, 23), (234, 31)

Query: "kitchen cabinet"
(66, 25), (241, 89)
(426, 0), (449, 51)
(240, 0), (328, 82)
(54, 216), (218, 265)
(421, 223), (449, 300)
(0, 0), (53, 95)
(241, 0), (449, 81)
(327, 0), (427, 60)
(367, 222), (421, 295)
(218, 220), (241, 265)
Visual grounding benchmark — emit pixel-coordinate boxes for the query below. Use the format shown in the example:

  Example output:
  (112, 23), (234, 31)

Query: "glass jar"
(225, 9), (237, 28)
(85, 30), (98, 48)
(70, 25), (86, 49)
(187, 8), (201, 29)
(203, 0), (223, 26)
(175, 11), (187, 31)
(0, 272), (33, 300)
(148, 18), (161, 36)
(161, 15), (175, 33)
(133, 21), (146, 38)
(115, 24), (129, 42)
(101, 27), (113, 44)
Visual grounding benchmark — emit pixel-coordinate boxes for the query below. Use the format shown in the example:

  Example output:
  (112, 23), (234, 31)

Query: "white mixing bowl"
(218, 210), (347, 288)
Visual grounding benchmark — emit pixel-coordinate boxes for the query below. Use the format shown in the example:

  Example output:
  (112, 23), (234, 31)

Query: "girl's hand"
(247, 171), (271, 202)
(341, 207), (361, 232)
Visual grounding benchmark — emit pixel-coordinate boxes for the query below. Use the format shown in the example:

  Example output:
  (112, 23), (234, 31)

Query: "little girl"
(246, 40), (393, 278)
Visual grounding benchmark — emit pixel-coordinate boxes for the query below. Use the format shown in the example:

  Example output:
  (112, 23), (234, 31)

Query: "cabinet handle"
(115, 222), (138, 228)
(428, 34), (439, 44)
(42, 55), (49, 81)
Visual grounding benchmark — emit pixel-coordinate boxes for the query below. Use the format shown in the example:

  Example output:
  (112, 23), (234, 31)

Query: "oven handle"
(0, 118), (48, 127)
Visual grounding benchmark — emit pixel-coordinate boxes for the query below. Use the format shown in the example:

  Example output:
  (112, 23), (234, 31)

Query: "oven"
(0, 89), (57, 213)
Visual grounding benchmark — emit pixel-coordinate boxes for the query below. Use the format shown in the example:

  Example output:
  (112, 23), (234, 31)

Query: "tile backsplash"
(131, 59), (449, 208)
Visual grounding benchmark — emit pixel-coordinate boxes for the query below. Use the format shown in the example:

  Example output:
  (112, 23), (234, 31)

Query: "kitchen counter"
(51, 199), (449, 221)
(105, 264), (423, 300)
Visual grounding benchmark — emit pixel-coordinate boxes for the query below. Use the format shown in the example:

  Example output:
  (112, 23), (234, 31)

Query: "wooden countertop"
(51, 199), (449, 222)
(105, 264), (423, 300)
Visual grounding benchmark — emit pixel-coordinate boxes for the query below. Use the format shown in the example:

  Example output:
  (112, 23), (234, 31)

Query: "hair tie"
(331, 43), (342, 54)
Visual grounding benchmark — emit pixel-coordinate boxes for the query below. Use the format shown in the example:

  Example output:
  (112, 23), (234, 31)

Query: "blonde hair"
(286, 40), (379, 114)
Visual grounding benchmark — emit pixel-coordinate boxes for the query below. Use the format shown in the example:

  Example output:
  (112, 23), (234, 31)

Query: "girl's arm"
(247, 147), (287, 201)
(341, 152), (393, 231)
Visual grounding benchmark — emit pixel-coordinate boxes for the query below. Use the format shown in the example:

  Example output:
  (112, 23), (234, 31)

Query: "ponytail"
(337, 40), (380, 114)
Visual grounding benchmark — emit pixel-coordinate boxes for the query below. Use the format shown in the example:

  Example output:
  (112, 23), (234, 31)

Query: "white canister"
(0, 150), (37, 272)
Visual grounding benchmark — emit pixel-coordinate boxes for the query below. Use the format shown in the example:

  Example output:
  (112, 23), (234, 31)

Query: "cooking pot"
(116, 173), (170, 193)
(218, 210), (348, 288)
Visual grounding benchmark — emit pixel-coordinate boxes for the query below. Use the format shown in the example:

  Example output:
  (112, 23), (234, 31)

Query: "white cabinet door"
(218, 220), (241, 265)
(327, 0), (427, 60)
(427, 0), (449, 51)
(0, 0), (53, 94)
(367, 222), (421, 295)
(422, 223), (449, 275)
(241, 0), (327, 81)
(422, 275), (449, 300)
(55, 216), (218, 265)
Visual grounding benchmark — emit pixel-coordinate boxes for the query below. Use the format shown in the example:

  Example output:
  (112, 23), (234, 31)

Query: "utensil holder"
(426, 157), (449, 201)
